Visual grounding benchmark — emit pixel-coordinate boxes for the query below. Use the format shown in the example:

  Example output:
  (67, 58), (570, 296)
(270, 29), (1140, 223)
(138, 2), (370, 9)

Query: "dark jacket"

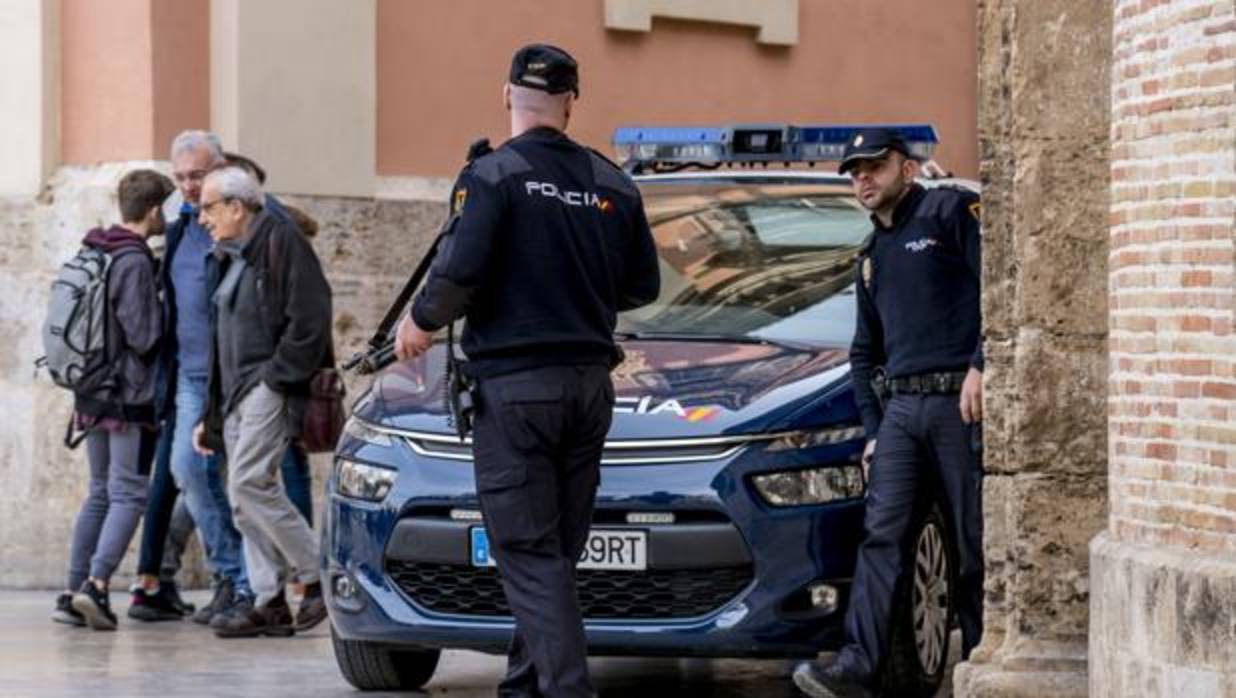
(202, 210), (333, 437)
(74, 226), (162, 423)
(155, 195), (304, 421)
(850, 184), (983, 438)
(411, 127), (660, 377)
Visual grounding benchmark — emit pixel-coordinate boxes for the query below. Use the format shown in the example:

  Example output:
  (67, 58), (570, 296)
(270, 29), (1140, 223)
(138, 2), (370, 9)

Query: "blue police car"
(325, 125), (970, 697)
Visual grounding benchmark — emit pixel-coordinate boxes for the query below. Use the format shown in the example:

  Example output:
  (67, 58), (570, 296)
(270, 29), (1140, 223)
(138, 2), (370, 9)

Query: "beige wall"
(211, 0), (375, 197)
(0, 0), (58, 196)
(377, 0), (978, 178)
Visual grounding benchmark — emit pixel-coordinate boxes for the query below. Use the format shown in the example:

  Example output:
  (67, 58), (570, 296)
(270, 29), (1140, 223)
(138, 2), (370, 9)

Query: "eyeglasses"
(199, 197), (233, 215)
(173, 169), (209, 184)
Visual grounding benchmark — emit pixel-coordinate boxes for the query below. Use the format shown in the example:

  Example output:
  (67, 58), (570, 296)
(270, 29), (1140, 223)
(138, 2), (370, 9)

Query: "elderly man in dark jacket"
(191, 165), (333, 638)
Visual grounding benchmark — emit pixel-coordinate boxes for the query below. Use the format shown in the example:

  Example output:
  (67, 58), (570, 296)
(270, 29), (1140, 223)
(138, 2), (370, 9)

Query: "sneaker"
(192, 578), (234, 625)
(161, 580), (197, 615)
(51, 593), (85, 627)
(791, 654), (873, 698)
(127, 585), (186, 622)
(294, 583), (327, 632)
(213, 593), (294, 638)
(72, 581), (118, 631)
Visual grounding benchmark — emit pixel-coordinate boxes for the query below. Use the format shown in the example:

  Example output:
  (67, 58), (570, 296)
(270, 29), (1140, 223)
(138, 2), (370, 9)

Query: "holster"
(446, 362), (476, 442)
(871, 366), (890, 412)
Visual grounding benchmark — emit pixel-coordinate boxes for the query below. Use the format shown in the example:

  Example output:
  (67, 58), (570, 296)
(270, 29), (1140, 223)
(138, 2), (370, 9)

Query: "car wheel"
(881, 503), (956, 697)
(331, 626), (441, 691)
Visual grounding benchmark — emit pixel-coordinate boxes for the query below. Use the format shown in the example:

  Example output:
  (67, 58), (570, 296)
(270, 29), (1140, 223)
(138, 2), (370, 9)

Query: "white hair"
(203, 166), (263, 210)
(170, 130), (225, 163)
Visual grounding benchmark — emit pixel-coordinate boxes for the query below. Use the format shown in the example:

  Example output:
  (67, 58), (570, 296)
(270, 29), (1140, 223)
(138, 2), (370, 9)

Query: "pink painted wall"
(61, 0), (155, 163)
(377, 0), (979, 178)
(61, 0), (209, 164)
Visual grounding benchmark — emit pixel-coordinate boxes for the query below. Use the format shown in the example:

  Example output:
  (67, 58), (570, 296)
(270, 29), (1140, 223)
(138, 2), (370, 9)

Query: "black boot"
(213, 593), (295, 638)
(791, 651), (873, 698)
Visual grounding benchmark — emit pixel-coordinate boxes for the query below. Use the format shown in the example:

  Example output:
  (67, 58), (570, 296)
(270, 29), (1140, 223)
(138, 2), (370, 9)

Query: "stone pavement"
(0, 591), (957, 697)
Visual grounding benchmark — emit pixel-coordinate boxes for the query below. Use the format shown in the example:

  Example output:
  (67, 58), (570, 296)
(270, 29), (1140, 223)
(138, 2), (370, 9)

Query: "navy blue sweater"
(411, 127), (660, 378)
(850, 183), (983, 438)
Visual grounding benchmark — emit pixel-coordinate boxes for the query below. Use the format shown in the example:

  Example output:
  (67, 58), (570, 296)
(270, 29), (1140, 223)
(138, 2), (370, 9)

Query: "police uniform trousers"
(472, 364), (614, 698)
(843, 392), (984, 678)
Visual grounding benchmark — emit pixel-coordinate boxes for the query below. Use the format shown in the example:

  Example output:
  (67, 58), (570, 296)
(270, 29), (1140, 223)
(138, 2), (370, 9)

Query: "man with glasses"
(134, 131), (254, 626)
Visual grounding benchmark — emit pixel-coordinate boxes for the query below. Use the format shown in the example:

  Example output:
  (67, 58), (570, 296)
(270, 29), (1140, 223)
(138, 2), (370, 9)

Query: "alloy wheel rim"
(912, 520), (949, 675)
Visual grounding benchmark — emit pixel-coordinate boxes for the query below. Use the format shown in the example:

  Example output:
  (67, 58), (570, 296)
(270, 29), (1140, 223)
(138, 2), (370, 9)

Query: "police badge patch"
(968, 201), (981, 222)
(453, 188), (467, 214)
(862, 257), (873, 289)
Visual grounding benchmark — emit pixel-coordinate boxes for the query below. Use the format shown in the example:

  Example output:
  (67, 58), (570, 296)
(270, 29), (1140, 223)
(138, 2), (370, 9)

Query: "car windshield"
(618, 178), (870, 348)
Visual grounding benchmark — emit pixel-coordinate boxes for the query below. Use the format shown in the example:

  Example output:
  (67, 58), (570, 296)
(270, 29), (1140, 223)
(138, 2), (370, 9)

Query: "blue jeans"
(170, 373), (249, 593)
(281, 443), (313, 526)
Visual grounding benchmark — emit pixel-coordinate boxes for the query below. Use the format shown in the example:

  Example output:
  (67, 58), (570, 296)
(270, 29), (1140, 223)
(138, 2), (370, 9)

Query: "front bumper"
(324, 431), (864, 658)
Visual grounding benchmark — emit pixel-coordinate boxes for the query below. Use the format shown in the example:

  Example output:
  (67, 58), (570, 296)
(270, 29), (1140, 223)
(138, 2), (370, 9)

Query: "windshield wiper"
(613, 331), (814, 352)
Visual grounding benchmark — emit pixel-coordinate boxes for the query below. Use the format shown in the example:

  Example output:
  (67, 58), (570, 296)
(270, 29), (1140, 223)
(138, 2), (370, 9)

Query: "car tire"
(331, 626), (441, 691)
(880, 502), (957, 698)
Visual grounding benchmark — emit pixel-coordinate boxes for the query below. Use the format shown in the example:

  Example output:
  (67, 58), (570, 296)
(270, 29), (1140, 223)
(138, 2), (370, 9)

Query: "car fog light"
(752, 465), (864, 506)
(809, 583), (839, 614)
(335, 459), (397, 502)
(333, 574), (358, 600)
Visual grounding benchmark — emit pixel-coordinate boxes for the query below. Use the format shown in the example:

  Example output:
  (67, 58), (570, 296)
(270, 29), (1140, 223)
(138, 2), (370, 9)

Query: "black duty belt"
(888, 371), (968, 395)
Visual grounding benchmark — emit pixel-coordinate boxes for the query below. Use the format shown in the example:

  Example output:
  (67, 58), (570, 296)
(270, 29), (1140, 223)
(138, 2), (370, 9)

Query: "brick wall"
(1109, 0), (1235, 554)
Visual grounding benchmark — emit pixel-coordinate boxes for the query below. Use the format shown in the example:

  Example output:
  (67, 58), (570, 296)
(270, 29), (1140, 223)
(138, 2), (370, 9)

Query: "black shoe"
(72, 581), (118, 631)
(792, 656), (872, 698)
(213, 593), (295, 638)
(294, 583), (327, 632)
(208, 590), (257, 629)
(161, 580), (196, 615)
(127, 586), (186, 622)
(52, 593), (85, 627)
(193, 578), (235, 625)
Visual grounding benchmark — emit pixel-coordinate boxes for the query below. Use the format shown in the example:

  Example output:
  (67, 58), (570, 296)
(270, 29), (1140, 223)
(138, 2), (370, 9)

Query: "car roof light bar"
(613, 123), (939, 173)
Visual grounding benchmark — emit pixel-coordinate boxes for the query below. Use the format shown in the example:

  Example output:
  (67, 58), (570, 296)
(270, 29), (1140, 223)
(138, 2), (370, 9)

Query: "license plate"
(471, 527), (648, 571)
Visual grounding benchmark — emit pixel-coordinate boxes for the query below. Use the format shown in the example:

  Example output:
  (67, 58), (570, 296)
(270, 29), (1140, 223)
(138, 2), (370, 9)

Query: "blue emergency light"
(612, 123), (939, 172)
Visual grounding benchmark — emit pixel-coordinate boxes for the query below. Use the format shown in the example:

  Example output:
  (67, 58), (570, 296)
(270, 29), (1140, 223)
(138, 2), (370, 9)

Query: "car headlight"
(335, 459), (397, 502)
(766, 425), (865, 452)
(752, 465), (865, 507)
(342, 416), (393, 447)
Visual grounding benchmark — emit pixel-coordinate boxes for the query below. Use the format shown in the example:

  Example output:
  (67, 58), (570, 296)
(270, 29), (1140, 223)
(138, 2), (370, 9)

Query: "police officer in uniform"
(793, 128), (984, 698)
(394, 44), (660, 698)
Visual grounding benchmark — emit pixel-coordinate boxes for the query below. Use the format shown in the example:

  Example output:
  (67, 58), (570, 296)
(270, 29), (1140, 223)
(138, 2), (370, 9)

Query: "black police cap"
(838, 127), (915, 175)
(509, 43), (579, 97)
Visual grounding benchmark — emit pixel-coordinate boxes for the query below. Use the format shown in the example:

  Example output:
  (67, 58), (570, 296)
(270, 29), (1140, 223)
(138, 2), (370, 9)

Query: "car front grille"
(386, 560), (753, 619)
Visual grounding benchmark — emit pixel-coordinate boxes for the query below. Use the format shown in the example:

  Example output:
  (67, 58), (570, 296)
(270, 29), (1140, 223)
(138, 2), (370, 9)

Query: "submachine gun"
(341, 139), (492, 439)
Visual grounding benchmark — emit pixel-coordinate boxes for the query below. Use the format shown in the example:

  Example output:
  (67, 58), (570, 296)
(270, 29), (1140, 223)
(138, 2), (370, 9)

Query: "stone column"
(954, 1), (1112, 696)
(211, 0), (376, 197)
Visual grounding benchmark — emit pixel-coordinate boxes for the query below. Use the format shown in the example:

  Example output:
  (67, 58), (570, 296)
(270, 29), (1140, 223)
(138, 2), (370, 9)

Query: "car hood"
(352, 340), (853, 439)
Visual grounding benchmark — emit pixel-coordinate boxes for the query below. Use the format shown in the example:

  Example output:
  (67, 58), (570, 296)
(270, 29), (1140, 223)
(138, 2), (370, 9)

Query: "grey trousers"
(224, 383), (318, 606)
(67, 427), (150, 589)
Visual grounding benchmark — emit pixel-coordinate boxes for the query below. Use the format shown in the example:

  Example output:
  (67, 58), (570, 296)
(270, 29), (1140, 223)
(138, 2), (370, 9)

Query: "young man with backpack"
(49, 169), (174, 630)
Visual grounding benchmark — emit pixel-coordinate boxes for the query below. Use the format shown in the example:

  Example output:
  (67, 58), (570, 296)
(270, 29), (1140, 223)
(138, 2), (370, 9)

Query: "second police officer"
(394, 44), (660, 698)
(794, 128), (985, 698)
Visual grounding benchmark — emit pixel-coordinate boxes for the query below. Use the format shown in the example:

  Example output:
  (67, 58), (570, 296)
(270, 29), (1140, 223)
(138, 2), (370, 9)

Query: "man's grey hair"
(203, 166), (263, 210)
(170, 130), (225, 163)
